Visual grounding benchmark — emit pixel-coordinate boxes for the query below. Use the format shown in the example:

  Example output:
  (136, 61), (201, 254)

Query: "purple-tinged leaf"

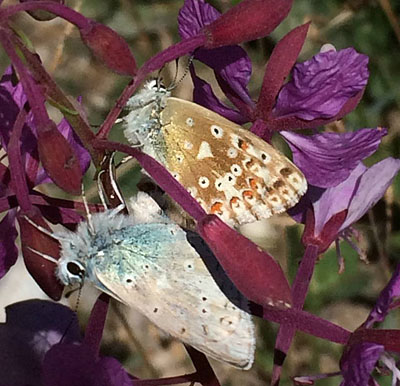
(340, 342), (383, 386)
(36, 117), (91, 185)
(365, 264), (400, 327)
(37, 120), (82, 195)
(202, 0), (293, 48)
(84, 294), (109, 357)
(274, 48), (369, 120)
(0, 162), (11, 196)
(198, 215), (292, 307)
(17, 208), (63, 300)
(342, 157), (400, 229)
(257, 23), (310, 118)
(282, 128), (387, 188)
(0, 209), (18, 279)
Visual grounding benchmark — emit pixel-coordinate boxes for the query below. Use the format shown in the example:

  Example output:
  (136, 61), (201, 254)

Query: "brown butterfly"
(122, 81), (307, 227)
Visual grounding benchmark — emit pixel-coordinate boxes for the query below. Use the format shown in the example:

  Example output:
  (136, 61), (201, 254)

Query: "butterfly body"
(56, 193), (255, 369)
(123, 81), (307, 226)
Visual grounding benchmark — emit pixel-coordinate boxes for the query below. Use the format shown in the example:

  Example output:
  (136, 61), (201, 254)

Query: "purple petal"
(0, 209), (18, 279)
(0, 68), (40, 185)
(340, 342), (383, 386)
(36, 116), (91, 186)
(42, 344), (111, 386)
(178, 0), (220, 39)
(282, 128), (387, 188)
(197, 45), (253, 109)
(366, 264), (400, 327)
(99, 357), (132, 386)
(343, 157), (400, 229)
(313, 164), (366, 235)
(191, 70), (248, 124)
(0, 300), (80, 386)
(274, 48), (369, 120)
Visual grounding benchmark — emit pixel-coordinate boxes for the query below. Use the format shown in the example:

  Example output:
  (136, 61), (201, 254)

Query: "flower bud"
(80, 21), (137, 76)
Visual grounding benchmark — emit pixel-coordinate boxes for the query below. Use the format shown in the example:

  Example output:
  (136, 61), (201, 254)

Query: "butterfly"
(122, 80), (307, 227)
(31, 192), (255, 369)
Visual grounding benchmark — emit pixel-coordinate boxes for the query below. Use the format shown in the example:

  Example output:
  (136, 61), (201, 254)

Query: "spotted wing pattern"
(159, 98), (307, 226)
(89, 222), (255, 369)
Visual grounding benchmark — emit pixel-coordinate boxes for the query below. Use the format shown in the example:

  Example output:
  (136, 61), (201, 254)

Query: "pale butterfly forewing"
(123, 82), (307, 227)
(56, 193), (255, 369)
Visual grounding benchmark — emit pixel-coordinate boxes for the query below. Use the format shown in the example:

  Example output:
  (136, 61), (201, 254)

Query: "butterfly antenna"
(81, 182), (95, 235)
(168, 55), (194, 91)
(59, 285), (83, 344)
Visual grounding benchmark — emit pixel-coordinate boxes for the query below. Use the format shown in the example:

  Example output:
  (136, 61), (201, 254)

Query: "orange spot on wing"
(211, 202), (224, 214)
(238, 139), (249, 150)
(230, 197), (240, 208)
(249, 178), (258, 189)
(243, 190), (254, 199)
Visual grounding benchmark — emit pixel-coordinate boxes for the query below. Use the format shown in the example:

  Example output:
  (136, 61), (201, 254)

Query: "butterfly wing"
(159, 98), (307, 226)
(88, 222), (255, 369)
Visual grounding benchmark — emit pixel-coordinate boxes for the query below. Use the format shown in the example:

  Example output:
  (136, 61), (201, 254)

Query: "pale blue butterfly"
(27, 188), (255, 369)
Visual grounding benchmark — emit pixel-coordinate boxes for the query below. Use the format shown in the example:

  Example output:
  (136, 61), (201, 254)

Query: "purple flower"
(179, 3), (368, 133)
(340, 265), (400, 385)
(294, 265), (400, 385)
(178, 0), (371, 192)
(299, 157), (400, 255)
(281, 128), (387, 188)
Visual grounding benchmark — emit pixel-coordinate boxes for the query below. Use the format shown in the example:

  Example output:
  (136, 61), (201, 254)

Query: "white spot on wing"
(198, 176), (210, 189)
(210, 125), (224, 138)
(186, 117), (194, 127)
(227, 147), (238, 158)
(197, 141), (214, 160)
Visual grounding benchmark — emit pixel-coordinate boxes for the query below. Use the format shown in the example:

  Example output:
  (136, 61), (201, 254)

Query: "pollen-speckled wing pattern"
(123, 81), (307, 227)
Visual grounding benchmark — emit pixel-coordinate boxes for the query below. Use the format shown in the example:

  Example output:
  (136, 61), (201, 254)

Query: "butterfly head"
(57, 258), (87, 286)
(55, 210), (135, 286)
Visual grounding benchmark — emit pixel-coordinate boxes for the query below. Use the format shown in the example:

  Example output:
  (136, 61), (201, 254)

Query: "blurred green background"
(2, 0), (400, 384)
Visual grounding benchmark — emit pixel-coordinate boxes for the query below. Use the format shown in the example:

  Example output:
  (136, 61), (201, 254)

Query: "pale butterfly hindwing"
(56, 193), (255, 369)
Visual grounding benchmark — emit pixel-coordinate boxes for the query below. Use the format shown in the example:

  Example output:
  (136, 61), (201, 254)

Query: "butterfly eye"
(67, 261), (85, 278)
